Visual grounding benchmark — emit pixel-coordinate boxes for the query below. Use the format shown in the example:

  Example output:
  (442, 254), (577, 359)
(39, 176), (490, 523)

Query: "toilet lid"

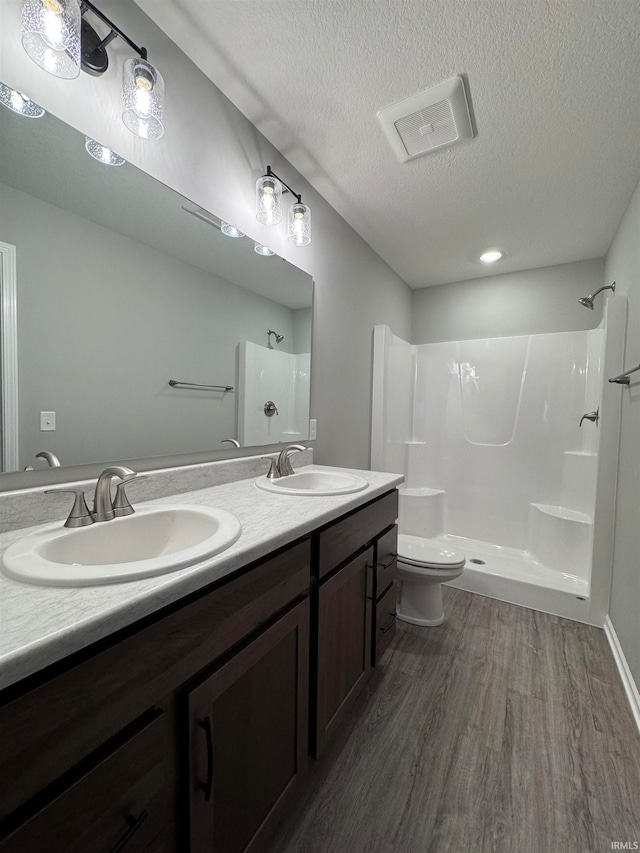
(397, 534), (466, 569)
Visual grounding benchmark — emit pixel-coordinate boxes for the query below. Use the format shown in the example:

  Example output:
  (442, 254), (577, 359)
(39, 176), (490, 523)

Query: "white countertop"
(0, 465), (402, 692)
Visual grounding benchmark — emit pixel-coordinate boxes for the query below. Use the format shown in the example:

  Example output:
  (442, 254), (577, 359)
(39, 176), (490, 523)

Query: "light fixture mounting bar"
(80, 0), (147, 59)
(266, 166), (302, 204)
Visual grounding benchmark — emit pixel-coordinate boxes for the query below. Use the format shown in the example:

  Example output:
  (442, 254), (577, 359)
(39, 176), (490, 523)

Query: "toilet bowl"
(396, 534), (466, 627)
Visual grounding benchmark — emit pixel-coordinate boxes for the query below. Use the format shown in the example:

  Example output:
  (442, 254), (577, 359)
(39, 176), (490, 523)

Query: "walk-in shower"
(372, 296), (627, 624)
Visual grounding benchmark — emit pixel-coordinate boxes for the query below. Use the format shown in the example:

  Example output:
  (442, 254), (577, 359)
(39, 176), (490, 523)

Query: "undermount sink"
(255, 470), (369, 496)
(2, 504), (242, 587)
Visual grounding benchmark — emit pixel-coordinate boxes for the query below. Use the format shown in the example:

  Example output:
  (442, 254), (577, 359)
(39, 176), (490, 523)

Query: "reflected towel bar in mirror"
(608, 364), (640, 385)
(169, 380), (234, 391)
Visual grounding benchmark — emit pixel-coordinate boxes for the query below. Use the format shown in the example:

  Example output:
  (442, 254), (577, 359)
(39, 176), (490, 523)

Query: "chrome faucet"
(36, 451), (62, 468)
(92, 466), (138, 522)
(276, 444), (306, 477)
(46, 466), (142, 527)
(221, 438), (241, 448)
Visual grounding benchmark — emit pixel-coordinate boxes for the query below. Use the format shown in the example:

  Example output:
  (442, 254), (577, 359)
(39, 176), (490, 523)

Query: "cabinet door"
(314, 547), (373, 757)
(0, 711), (171, 853)
(188, 600), (309, 853)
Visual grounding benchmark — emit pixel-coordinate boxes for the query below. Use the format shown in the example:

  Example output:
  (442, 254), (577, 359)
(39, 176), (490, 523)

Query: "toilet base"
(396, 610), (445, 627)
(396, 576), (446, 627)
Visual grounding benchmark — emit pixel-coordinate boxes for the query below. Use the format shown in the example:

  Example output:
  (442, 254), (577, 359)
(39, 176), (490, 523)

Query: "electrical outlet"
(309, 418), (317, 440)
(40, 411), (56, 431)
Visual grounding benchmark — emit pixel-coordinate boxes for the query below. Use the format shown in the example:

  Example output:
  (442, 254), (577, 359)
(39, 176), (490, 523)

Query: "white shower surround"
(237, 342), (310, 446)
(372, 297), (627, 625)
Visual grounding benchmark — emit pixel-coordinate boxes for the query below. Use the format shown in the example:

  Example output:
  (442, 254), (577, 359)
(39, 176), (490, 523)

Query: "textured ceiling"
(134, 0), (640, 288)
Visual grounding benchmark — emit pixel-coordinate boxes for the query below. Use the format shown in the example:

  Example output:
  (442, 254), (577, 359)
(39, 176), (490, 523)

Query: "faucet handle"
(113, 476), (147, 518)
(44, 489), (94, 528)
(262, 456), (280, 479)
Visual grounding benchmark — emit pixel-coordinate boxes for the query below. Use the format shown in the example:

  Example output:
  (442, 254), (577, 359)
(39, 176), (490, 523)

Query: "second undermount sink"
(2, 504), (242, 587)
(255, 470), (369, 496)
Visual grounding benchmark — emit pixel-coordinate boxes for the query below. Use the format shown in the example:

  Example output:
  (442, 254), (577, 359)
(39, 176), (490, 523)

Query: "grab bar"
(169, 380), (234, 391)
(608, 364), (640, 385)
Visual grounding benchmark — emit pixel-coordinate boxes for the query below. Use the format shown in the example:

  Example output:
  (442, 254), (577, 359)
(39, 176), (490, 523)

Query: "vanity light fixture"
(21, 0), (82, 79)
(480, 249), (503, 264)
(254, 242), (275, 257)
(256, 166), (311, 246)
(220, 221), (246, 238)
(85, 136), (125, 166)
(21, 0), (165, 139)
(0, 82), (45, 117)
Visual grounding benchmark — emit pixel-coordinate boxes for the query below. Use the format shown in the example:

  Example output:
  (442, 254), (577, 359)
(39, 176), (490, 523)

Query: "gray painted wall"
(0, 0), (412, 477)
(2, 181), (299, 469)
(411, 259), (605, 344)
(605, 178), (640, 688)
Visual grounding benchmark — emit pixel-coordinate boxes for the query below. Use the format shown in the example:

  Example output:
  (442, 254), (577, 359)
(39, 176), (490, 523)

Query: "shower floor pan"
(440, 534), (594, 625)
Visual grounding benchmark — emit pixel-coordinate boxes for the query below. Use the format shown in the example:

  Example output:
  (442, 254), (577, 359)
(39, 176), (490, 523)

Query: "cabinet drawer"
(0, 711), (169, 853)
(317, 490), (398, 579)
(374, 583), (397, 666)
(0, 539), (310, 822)
(376, 525), (398, 599)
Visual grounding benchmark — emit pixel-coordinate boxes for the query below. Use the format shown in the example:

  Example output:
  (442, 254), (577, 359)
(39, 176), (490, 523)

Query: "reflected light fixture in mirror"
(221, 221), (246, 238)
(480, 249), (503, 263)
(21, 0), (82, 80)
(85, 136), (126, 166)
(254, 242), (275, 256)
(0, 82), (45, 118)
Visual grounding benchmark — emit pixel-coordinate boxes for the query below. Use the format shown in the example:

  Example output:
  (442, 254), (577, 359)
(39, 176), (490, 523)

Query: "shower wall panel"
(373, 324), (604, 554)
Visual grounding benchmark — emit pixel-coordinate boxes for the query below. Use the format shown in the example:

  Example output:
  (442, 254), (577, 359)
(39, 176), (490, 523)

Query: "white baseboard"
(604, 616), (640, 735)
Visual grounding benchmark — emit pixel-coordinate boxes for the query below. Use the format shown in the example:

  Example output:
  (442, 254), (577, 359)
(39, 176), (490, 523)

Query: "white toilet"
(396, 534), (466, 626)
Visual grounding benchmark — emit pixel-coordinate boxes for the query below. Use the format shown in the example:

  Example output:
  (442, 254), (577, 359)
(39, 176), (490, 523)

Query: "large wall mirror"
(0, 88), (313, 476)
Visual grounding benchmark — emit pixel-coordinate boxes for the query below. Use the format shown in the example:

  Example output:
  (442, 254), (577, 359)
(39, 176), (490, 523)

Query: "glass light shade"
(21, 0), (81, 80)
(221, 221), (245, 238)
(256, 175), (282, 225)
(287, 202), (311, 246)
(254, 242), (275, 256)
(122, 58), (165, 140)
(0, 83), (45, 118)
(85, 136), (126, 166)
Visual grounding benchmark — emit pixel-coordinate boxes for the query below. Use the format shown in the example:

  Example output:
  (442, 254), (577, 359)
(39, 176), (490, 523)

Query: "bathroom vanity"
(0, 466), (400, 852)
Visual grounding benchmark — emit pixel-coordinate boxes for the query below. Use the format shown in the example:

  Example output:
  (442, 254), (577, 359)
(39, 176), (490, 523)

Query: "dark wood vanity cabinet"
(312, 491), (398, 757)
(0, 487), (398, 852)
(188, 600), (309, 853)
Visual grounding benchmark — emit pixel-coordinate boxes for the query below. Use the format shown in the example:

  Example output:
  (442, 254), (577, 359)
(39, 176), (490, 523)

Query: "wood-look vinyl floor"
(273, 587), (640, 853)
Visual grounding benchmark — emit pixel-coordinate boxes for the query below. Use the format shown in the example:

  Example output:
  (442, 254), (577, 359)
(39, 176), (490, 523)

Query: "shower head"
(578, 282), (615, 310)
(267, 329), (284, 345)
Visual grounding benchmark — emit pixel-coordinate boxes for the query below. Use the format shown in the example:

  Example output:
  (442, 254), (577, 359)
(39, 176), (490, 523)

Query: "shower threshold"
(440, 534), (593, 624)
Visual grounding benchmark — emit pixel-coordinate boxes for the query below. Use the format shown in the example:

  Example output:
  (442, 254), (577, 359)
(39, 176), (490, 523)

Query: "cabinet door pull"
(379, 554), (397, 569)
(198, 716), (214, 802)
(380, 613), (397, 634)
(109, 809), (148, 853)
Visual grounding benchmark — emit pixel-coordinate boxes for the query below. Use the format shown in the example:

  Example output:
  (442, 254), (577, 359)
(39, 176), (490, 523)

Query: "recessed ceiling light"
(480, 249), (503, 264)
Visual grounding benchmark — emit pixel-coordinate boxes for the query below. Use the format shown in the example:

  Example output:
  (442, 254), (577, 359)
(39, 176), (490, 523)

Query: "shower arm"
(589, 283), (616, 301)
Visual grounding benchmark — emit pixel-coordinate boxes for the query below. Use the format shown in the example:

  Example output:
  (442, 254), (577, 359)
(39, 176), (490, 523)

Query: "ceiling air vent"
(377, 76), (474, 163)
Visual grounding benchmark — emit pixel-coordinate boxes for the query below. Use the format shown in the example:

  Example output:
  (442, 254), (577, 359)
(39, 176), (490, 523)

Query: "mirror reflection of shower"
(578, 281), (615, 309)
(267, 329), (284, 348)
